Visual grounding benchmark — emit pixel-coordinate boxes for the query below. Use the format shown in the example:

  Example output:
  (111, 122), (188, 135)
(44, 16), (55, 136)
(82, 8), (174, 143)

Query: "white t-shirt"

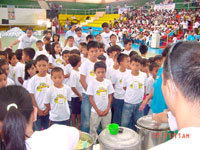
(193, 22), (200, 29)
(101, 31), (118, 45)
(146, 76), (154, 105)
(44, 84), (71, 121)
(23, 78), (30, 90)
(86, 78), (114, 113)
(181, 21), (188, 29)
(63, 45), (78, 51)
(8, 64), (16, 82)
(80, 59), (96, 93)
(111, 69), (131, 99)
(106, 57), (114, 68)
(106, 66), (118, 81)
(60, 64), (72, 85)
(49, 54), (63, 67)
(81, 55), (88, 64)
(26, 124), (79, 150)
(74, 33), (87, 47)
(7, 77), (15, 86)
(150, 127), (200, 150)
(123, 72), (147, 104)
(18, 34), (38, 49)
(28, 74), (53, 110)
(15, 62), (25, 85)
(34, 49), (49, 60)
(122, 49), (133, 55)
(69, 69), (83, 97)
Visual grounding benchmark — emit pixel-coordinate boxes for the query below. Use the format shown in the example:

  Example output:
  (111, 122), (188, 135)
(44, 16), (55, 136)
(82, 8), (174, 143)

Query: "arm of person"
(80, 75), (87, 91)
(103, 94), (113, 116)
(88, 95), (104, 116)
(18, 77), (24, 85)
(49, 63), (54, 69)
(138, 88), (154, 111)
(30, 94), (45, 116)
(71, 87), (82, 100)
(152, 111), (168, 123)
(64, 73), (70, 79)
(44, 103), (51, 115)
(9, 39), (20, 48)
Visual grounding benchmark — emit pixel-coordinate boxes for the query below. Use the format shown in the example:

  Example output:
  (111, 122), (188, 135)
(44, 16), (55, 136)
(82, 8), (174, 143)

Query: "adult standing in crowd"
(64, 23), (76, 47)
(151, 41), (200, 149)
(74, 27), (87, 47)
(9, 27), (38, 49)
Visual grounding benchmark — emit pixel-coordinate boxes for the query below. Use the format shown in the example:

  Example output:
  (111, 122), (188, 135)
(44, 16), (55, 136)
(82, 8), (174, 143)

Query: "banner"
(118, 7), (130, 14)
(154, 3), (175, 11)
(7, 5), (15, 20)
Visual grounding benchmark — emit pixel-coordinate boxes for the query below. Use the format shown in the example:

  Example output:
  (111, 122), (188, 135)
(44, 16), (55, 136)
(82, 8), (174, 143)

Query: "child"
(86, 35), (94, 43)
(15, 49), (24, 85)
(87, 61), (114, 141)
(98, 43), (108, 59)
(122, 39), (132, 55)
(70, 49), (80, 56)
(111, 53), (130, 125)
(44, 67), (71, 126)
(144, 62), (159, 115)
(60, 50), (72, 85)
(106, 53), (119, 80)
(97, 55), (106, 63)
(35, 40), (49, 59)
(79, 42), (88, 63)
(45, 43), (52, 55)
(23, 60), (37, 89)
(69, 54), (82, 129)
(141, 58), (150, 77)
(106, 34), (123, 51)
(43, 36), (51, 47)
(80, 41), (99, 133)
(0, 51), (7, 60)
(95, 34), (102, 43)
(8, 52), (18, 82)
(0, 68), (8, 88)
(106, 45), (121, 68)
(63, 36), (78, 51)
(49, 42), (63, 69)
(129, 51), (138, 58)
(28, 55), (53, 131)
(0, 59), (14, 86)
(154, 55), (163, 67)
(52, 34), (63, 48)
(139, 44), (148, 58)
(121, 55), (147, 130)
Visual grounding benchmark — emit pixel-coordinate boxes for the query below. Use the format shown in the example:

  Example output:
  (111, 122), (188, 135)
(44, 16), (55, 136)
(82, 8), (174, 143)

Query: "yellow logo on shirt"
(130, 84), (133, 89)
(119, 79), (122, 84)
(96, 87), (107, 96)
(90, 71), (95, 77)
(36, 83), (50, 92)
(54, 94), (67, 104)
(56, 58), (63, 64)
(13, 73), (15, 79)
(139, 83), (143, 89)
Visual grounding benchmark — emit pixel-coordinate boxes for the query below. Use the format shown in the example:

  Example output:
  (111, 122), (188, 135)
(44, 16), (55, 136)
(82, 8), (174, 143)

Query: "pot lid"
(98, 127), (140, 149)
(136, 115), (169, 131)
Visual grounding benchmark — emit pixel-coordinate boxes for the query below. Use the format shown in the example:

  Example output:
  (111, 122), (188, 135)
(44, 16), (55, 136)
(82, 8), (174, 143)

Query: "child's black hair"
(139, 44), (148, 55)
(51, 67), (64, 75)
(154, 55), (163, 61)
(97, 55), (106, 62)
(52, 34), (60, 42)
(110, 45), (122, 53)
(107, 47), (112, 56)
(23, 48), (35, 60)
(68, 54), (81, 67)
(0, 85), (34, 150)
(110, 34), (117, 39)
(0, 68), (7, 76)
(8, 52), (16, 61)
(36, 40), (43, 44)
(87, 41), (99, 51)
(26, 26), (33, 31)
(102, 22), (109, 28)
(4, 48), (13, 57)
(124, 39), (132, 45)
(75, 27), (82, 32)
(86, 35), (94, 41)
(62, 50), (70, 56)
(130, 55), (143, 64)
(70, 49), (80, 56)
(51, 42), (61, 59)
(0, 59), (8, 69)
(79, 42), (87, 49)
(129, 51), (138, 58)
(45, 43), (52, 54)
(148, 57), (155, 64)
(15, 49), (23, 61)
(117, 53), (129, 64)
(0, 51), (7, 59)
(99, 43), (105, 49)
(24, 60), (36, 80)
(94, 61), (106, 72)
(67, 36), (74, 40)
(43, 36), (50, 42)
(35, 55), (49, 64)
(149, 62), (159, 72)
(141, 58), (148, 67)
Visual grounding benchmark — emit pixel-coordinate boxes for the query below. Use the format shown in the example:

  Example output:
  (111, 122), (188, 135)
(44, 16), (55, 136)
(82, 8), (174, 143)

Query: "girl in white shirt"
(0, 85), (80, 150)
(49, 42), (63, 69)
(23, 60), (37, 89)
(8, 52), (18, 83)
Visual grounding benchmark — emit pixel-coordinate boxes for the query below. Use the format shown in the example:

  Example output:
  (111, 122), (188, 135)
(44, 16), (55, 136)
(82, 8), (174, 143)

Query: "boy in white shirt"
(8, 52), (18, 82)
(80, 41), (99, 133)
(111, 53), (130, 125)
(122, 39), (133, 55)
(79, 42), (88, 63)
(106, 45), (121, 68)
(34, 40), (49, 59)
(105, 34), (123, 51)
(121, 55), (147, 130)
(44, 67), (71, 126)
(139, 44), (148, 58)
(69, 54), (82, 129)
(63, 36), (78, 51)
(15, 49), (25, 85)
(87, 61), (114, 141)
(28, 55), (53, 131)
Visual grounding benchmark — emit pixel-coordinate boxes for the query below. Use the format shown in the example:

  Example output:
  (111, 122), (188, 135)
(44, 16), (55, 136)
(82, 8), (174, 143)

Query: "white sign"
(118, 7), (130, 14)
(154, 3), (175, 11)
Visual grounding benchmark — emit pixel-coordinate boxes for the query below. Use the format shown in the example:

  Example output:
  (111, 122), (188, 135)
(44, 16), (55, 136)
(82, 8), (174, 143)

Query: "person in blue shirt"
(64, 23), (76, 47)
(187, 31), (197, 41)
(139, 45), (171, 113)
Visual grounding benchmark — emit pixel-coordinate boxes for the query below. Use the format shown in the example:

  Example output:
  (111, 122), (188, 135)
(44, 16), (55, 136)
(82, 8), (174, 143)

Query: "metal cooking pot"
(74, 132), (94, 150)
(136, 115), (170, 150)
(98, 127), (140, 150)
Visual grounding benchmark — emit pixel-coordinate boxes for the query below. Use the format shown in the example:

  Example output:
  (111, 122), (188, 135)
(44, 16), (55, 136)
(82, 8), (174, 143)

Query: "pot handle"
(135, 125), (145, 141)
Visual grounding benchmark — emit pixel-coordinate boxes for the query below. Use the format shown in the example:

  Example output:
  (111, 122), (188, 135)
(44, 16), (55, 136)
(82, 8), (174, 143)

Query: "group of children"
(0, 30), (164, 141)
